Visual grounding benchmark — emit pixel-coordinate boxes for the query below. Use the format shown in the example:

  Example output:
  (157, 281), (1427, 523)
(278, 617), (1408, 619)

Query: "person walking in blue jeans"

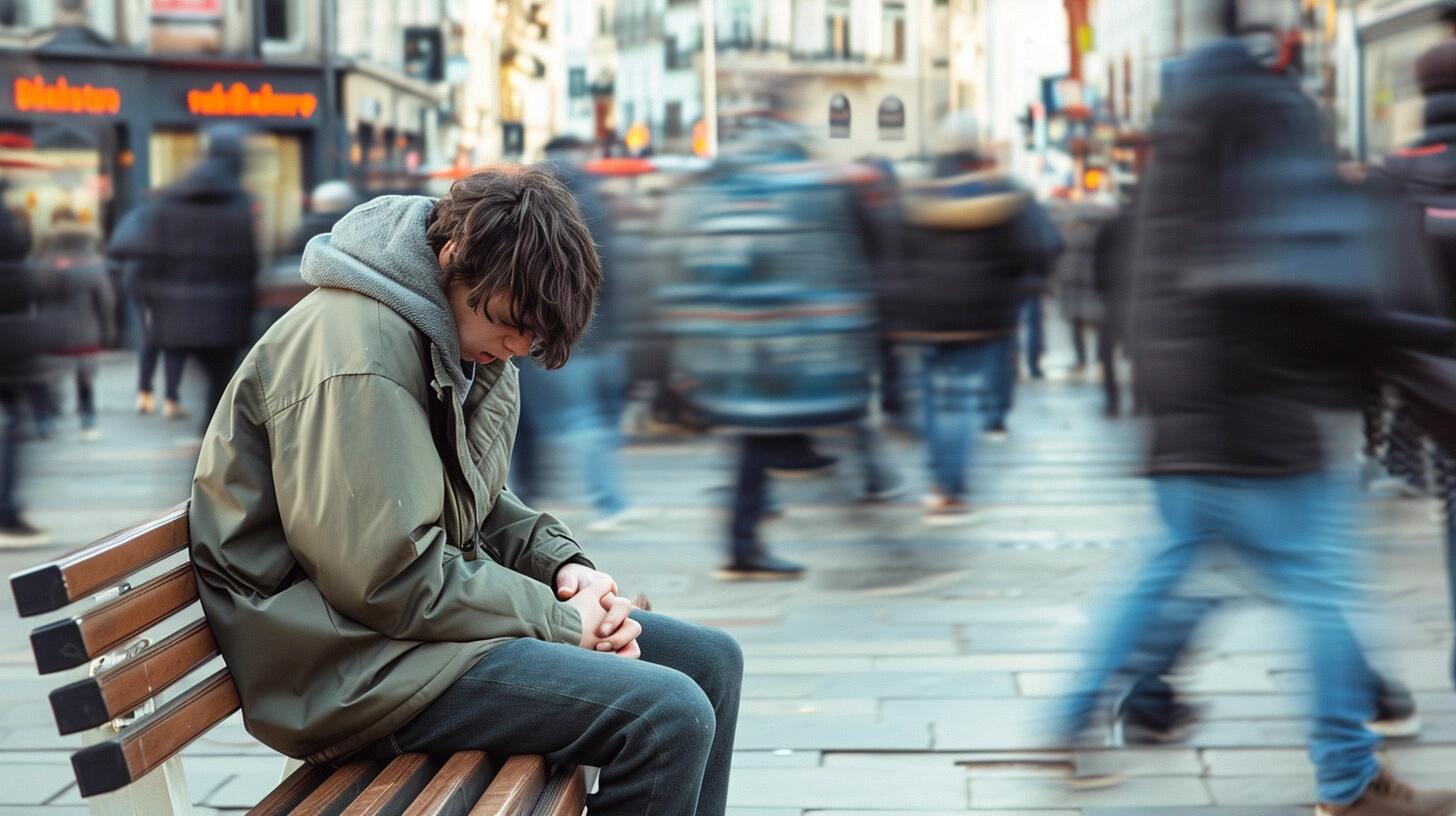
(1060, 6), (1456, 813)
(882, 115), (1061, 523)
(511, 136), (655, 534)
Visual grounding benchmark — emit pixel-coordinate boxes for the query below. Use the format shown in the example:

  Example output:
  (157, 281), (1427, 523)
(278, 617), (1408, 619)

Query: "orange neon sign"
(187, 82), (317, 118)
(14, 75), (122, 115)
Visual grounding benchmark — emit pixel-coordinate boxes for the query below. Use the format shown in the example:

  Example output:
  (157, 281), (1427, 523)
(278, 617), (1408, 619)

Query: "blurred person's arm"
(95, 266), (118, 348)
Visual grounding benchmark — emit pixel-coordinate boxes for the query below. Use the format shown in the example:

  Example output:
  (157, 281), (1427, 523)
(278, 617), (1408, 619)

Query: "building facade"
(0, 0), (458, 262)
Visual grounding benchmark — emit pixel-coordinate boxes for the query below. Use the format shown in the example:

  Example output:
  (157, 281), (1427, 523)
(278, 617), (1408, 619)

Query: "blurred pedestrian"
(1090, 186), (1138, 416)
(109, 125), (259, 431)
(882, 116), (1061, 523)
(661, 132), (878, 578)
(1051, 199), (1115, 377)
(512, 136), (654, 533)
(1057, 2), (1456, 812)
(34, 207), (115, 442)
(0, 190), (58, 545)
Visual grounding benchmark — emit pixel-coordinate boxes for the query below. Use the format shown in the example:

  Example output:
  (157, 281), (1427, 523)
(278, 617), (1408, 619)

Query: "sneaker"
(585, 507), (660, 534)
(923, 495), (976, 526)
(715, 553), (806, 581)
(1317, 769), (1456, 816)
(163, 400), (189, 420)
(136, 391), (154, 415)
(1368, 679), (1422, 739)
(1112, 689), (1204, 745)
(79, 427), (103, 443)
(981, 423), (1009, 443)
(0, 519), (51, 548)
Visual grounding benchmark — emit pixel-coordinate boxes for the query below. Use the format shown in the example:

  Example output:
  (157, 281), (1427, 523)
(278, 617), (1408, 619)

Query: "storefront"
(1358, 0), (1454, 159)
(0, 44), (328, 264)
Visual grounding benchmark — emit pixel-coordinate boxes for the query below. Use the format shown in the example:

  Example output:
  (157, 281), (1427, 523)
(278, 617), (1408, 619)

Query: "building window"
(262, 0), (304, 54)
(829, 93), (851, 138)
(264, 0), (291, 40)
(569, 67), (588, 98)
(882, 1), (905, 63)
(878, 95), (905, 140)
(665, 101), (683, 138)
(826, 0), (850, 58)
(664, 34), (679, 70)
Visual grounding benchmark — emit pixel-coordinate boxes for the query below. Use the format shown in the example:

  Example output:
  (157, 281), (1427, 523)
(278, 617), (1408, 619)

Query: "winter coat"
(34, 224), (115, 353)
(1130, 39), (1446, 475)
(188, 195), (589, 763)
(1051, 201), (1116, 325)
(107, 155), (259, 349)
(883, 170), (1062, 339)
(0, 201), (61, 381)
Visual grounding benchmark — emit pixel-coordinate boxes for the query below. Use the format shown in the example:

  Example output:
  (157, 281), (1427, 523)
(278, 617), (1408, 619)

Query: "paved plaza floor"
(1, 351), (1452, 814)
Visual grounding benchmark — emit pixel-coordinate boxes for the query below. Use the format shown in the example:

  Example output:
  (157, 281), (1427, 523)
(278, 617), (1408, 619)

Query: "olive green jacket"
(189, 287), (588, 762)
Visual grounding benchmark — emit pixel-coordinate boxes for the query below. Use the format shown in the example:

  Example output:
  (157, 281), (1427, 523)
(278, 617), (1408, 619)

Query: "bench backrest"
(8, 502), (241, 798)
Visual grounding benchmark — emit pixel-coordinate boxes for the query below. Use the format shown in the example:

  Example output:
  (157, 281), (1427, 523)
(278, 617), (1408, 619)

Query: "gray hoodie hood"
(301, 195), (469, 395)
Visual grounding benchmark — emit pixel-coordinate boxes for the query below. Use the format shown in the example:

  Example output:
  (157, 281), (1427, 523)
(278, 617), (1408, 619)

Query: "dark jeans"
(360, 611), (742, 816)
(0, 386), (22, 525)
(730, 434), (815, 563)
(1020, 296), (1045, 377)
(138, 344), (186, 401)
(139, 346), (240, 430)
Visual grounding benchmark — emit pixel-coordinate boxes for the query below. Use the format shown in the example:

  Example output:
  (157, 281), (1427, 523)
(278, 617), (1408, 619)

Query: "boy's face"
(441, 242), (535, 366)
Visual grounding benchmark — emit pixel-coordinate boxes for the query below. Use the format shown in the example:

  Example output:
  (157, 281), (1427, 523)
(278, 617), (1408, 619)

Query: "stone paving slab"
(0, 761), (77, 805)
(734, 718), (933, 751)
(727, 767), (969, 809)
(970, 776), (1213, 809)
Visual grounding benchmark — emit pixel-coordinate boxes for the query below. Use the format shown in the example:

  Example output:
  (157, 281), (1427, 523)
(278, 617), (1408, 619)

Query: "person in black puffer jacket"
(882, 123), (1061, 523)
(1057, 3), (1456, 811)
(0, 189), (60, 544)
(109, 125), (259, 430)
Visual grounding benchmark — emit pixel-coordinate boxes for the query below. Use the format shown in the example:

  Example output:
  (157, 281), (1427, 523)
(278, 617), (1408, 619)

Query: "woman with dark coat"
(109, 126), (259, 429)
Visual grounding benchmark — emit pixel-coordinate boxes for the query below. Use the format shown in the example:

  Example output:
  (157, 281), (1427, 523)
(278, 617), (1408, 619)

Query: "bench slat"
(467, 755), (546, 816)
(401, 751), (495, 816)
(70, 668), (240, 797)
(288, 760), (383, 816)
(248, 763), (333, 816)
(526, 767), (586, 816)
(340, 753), (440, 816)
(30, 562), (199, 674)
(49, 618), (219, 734)
(9, 502), (189, 617)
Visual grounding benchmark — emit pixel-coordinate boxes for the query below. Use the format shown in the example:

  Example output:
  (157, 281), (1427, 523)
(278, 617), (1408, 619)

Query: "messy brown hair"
(426, 166), (601, 369)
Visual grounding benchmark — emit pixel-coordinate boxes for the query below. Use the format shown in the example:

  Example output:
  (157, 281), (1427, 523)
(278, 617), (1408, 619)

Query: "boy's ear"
(438, 239), (456, 268)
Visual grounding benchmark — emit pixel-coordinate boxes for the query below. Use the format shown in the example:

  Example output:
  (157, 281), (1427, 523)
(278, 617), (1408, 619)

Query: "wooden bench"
(9, 502), (594, 816)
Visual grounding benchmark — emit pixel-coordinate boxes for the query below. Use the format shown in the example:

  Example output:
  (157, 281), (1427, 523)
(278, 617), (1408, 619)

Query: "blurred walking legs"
(512, 350), (638, 527)
(723, 434), (807, 580)
(917, 339), (1006, 503)
(1061, 473), (1381, 805)
(1020, 296), (1045, 380)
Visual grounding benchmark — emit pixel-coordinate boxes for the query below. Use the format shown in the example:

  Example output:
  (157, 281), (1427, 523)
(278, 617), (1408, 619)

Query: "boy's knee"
(649, 674), (716, 750)
(702, 627), (744, 687)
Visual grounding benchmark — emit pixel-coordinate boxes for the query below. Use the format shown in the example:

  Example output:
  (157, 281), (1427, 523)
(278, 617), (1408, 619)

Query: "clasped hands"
(555, 563), (641, 659)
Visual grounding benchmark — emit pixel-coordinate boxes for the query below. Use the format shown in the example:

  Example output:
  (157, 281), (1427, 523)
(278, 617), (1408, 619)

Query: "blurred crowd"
(6, 1), (1456, 808)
